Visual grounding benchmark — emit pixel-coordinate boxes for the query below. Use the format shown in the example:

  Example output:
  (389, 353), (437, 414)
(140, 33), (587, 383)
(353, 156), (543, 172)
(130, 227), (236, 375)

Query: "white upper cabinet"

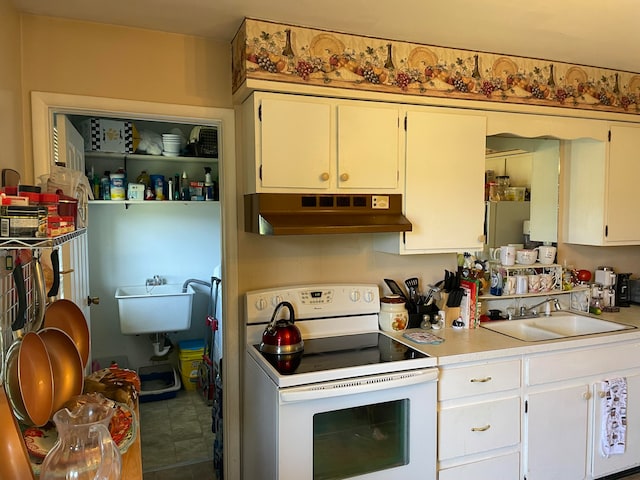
(260, 95), (332, 189)
(376, 107), (486, 254)
(242, 92), (401, 193)
(336, 104), (399, 190)
(564, 123), (640, 245)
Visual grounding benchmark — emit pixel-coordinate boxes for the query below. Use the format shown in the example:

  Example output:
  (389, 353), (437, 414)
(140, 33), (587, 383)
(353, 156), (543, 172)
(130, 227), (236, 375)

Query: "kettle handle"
(266, 301), (295, 334)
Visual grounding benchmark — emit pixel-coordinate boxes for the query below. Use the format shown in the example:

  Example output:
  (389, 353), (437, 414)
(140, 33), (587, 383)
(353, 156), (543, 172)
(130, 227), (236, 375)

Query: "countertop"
(387, 305), (640, 366)
(121, 401), (142, 479)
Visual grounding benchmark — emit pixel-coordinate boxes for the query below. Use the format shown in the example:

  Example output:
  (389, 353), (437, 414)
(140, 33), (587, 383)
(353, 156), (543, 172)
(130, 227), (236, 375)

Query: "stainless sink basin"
(480, 313), (635, 342)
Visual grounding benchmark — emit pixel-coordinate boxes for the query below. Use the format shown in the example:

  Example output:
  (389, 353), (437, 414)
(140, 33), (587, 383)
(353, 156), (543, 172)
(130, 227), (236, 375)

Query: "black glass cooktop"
(255, 332), (428, 375)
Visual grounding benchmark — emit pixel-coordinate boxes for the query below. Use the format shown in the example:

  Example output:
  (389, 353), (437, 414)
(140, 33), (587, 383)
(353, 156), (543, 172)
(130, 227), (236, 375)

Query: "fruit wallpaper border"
(232, 18), (640, 114)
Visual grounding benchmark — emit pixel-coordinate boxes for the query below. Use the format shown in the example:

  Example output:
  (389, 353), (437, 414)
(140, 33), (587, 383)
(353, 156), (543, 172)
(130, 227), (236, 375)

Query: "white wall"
(87, 202), (221, 370)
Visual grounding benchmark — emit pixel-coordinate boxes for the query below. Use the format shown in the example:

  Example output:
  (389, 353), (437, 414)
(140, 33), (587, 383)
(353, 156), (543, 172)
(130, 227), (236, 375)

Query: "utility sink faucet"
(515, 297), (561, 319)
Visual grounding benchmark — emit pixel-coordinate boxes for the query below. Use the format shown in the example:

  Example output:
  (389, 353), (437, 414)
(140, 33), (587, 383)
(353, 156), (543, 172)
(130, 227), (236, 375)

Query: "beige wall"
(0, 0), (24, 174)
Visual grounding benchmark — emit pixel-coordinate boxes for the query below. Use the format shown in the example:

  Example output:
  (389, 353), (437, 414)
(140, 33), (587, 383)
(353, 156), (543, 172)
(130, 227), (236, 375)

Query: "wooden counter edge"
(122, 400), (142, 479)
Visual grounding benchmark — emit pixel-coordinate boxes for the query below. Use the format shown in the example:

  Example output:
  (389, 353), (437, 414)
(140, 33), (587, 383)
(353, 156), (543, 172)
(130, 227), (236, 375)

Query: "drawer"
(438, 452), (520, 480)
(439, 359), (521, 400)
(527, 342), (640, 385)
(438, 396), (521, 461)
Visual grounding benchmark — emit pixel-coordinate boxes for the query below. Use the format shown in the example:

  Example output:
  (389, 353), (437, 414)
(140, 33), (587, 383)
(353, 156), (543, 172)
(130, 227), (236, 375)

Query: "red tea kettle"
(259, 301), (304, 355)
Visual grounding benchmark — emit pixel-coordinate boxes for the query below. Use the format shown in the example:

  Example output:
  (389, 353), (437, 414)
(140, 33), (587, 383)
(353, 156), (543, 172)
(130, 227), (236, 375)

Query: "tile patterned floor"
(139, 388), (216, 480)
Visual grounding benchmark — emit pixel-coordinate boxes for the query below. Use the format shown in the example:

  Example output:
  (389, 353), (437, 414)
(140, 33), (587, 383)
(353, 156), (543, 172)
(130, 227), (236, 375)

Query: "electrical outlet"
(371, 195), (390, 209)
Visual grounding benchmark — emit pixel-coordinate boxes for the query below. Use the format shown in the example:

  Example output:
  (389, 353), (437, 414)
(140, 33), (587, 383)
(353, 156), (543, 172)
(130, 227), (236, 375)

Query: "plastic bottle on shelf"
(136, 170), (151, 188)
(100, 172), (111, 200)
(181, 171), (191, 201)
(173, 174), (181, 200)
(204, 167), (214, 201)
(109, 168), (126, 201)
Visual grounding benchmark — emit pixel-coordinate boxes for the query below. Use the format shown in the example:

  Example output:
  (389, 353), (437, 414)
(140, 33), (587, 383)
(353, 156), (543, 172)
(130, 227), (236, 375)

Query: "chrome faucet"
(516, 298), (561, 318)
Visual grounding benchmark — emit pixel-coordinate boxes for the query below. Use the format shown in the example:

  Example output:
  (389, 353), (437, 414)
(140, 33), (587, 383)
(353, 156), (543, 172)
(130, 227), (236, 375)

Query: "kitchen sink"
(480, 313), (635, 342)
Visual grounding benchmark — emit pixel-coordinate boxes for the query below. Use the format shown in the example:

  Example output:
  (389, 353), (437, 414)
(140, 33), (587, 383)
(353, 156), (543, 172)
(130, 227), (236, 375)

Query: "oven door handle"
(279, 368), (438, 403)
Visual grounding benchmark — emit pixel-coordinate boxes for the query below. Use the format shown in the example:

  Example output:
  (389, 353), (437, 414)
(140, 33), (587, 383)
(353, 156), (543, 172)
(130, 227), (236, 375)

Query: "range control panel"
(245, 284), (380, 325)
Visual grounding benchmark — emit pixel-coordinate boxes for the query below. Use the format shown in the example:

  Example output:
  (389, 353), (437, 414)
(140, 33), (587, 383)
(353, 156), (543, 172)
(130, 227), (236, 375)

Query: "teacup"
(528, 274), (541, 293)
(491, 245), (516, 266)
(515, 275), (528, 294)
(516, 249), (538, 265)
(536, 245), (557, 265)
(539, 273), (558, 292)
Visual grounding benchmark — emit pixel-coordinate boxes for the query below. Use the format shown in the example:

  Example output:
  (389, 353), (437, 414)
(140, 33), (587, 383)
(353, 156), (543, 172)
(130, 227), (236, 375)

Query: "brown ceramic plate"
(44, 300), (90, 368)
(39, 327), (84, 415)
(18, 332), (54, 427)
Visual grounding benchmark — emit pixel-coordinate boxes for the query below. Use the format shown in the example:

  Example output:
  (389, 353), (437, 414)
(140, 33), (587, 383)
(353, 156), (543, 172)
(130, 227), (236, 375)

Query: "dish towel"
(601, 377), (627, 457)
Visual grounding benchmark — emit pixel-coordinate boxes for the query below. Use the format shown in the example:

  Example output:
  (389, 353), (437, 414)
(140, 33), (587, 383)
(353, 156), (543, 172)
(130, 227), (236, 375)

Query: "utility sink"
(480, 313), (635, 342)
(115, 284), (195, 335)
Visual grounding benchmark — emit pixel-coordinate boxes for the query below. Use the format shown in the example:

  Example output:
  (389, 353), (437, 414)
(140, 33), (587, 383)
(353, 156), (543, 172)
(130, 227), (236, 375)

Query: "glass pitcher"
(40, 403), (122, 480)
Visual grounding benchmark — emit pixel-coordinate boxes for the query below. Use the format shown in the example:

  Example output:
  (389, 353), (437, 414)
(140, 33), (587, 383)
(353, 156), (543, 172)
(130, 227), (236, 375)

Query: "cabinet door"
(260, 96), (332, 189)
(337, 104), (399, 190)
(526, 384), (590, 480)
(438, 452), (520, 480)
(404, 110), (485, 253)
(592, 373), (640, 477)
(606, 125), (640, 243)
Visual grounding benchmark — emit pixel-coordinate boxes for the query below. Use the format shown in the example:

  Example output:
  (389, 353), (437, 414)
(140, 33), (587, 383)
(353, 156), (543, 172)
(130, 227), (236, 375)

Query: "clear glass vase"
(40, 403), (122, 480)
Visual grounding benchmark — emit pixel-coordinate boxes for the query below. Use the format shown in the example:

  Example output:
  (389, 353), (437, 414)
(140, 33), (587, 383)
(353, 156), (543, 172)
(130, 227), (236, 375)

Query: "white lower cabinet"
(438, 452), (520, 480)
(524, 341), (640, 479)
(526, 383), (590, 480)
(436, 340), (640, 479)
(437, 359), (522, 479)
(592, 373), (640, 477)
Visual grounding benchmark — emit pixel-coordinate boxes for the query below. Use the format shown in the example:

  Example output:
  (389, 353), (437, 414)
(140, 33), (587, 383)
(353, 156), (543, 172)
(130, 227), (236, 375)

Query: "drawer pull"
(471, 424), (491, 432)
(470, 376), (492, 383)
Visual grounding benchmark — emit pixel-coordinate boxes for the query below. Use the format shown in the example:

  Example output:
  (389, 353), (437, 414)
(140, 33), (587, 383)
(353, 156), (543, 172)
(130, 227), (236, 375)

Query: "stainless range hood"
(244, 193), (412, 235)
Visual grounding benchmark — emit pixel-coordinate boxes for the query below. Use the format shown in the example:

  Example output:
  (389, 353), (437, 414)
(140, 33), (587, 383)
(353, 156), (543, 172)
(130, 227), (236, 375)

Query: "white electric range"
(243, 283), (438, 480)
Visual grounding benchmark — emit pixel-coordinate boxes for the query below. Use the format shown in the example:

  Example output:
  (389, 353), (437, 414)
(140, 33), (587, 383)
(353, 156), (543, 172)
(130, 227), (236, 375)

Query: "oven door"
(277, 368), (437, 480)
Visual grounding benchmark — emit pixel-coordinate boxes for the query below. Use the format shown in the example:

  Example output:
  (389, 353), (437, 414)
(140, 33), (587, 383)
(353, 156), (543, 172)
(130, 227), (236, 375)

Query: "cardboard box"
(79, 118), (138, 153)
(0, 205), (47, 238)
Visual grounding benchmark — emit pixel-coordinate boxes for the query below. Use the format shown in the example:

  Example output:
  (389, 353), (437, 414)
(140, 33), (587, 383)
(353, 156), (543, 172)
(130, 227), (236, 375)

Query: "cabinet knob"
(320, 172), (330, 182)
(471, 424), (491, 432)
(598, 391), (606, 398)
(583, 391), (592, 400)
(87, 296), (100, 306)
(339, 173), (349, 182)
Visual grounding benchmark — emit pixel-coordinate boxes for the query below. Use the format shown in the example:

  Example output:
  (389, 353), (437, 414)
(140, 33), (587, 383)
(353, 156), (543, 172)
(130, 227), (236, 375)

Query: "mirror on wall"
(484, 135), (560, 249)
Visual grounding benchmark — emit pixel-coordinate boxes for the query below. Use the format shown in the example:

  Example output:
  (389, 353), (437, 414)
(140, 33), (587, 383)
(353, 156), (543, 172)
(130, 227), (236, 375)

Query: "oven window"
(313, 399), (409, 480)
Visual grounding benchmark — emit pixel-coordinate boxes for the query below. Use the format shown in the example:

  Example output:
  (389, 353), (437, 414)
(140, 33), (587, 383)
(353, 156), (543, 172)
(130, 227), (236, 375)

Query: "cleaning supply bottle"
(173, 174), (181, 200)
(136, 170), (151, 188)
(181, 171), (191, 201)
(100, 171), (111, 200)
(204, 167), (214, 201)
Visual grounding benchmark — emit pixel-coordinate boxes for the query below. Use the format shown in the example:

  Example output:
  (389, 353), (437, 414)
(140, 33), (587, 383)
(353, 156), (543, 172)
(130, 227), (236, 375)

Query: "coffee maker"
(616, 273), (632, 307)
